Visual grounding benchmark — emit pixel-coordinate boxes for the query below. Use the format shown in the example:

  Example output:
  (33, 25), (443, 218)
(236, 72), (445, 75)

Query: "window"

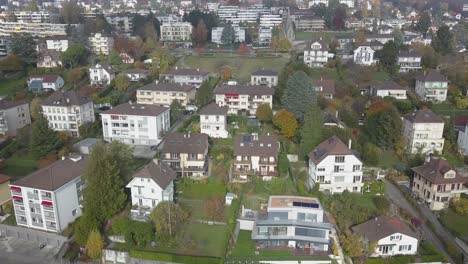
(72, 209), (77, 216)
(353, 165), (361, 172)
(335, 156), (345, 163)
(317, 167), (325, 172)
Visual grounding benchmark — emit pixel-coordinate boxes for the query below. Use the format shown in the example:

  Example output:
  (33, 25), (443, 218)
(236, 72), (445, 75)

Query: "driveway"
(0, 237), (61, 264)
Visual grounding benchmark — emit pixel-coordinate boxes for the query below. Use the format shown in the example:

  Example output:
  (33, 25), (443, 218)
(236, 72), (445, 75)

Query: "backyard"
(439, 208), (468, 242)
(0, 77), (27, 98)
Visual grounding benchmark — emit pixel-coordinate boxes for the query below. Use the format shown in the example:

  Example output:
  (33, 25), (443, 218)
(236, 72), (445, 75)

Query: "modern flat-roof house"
(403, 109), (445, 154)
(411, 157), (468, 210)
(159, 67), (209, 88)
(397, 50), (422, 73)
(312, 78), (336, 99)
(100, 103), (170, 146)
(41, 91), (95, 137)
(251, 196), (332, 254)
(0, 174), (12, 213)
(161, 132), (209, 177)
(122, 69), (149, 82)
(45, 36), (69, 52)
(233, 134), (280, 181)
(251, 70), (278, 88)
(88, 33), (114, 55)
(10, 154), (87, 232)
(303, 39), (330, 67)
(369, 81), (407, 100)
(136, 83), (196, 107)
(308, 136), (363, 194)
(0, 98), (31, 136)
(89, 63), (115, 86)
(214, 85), (274, 115)
(160, 22), (192, 42)
(27, 75), (64, 92)
(199, 103), (229, 138)
(352, 216), (419, 257)
(126, 160), (176, 218)
(415, 70), (448, 102)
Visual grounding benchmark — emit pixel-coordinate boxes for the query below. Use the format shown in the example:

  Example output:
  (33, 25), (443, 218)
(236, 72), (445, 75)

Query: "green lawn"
(0, 155), (38, 179)
(0, 77), (27, 97)
(180, 54), (289, 83)
(186, 223), (229, 257)
(177, 179), (227, 200)
(440, 208), (468, 239)
(431, 103), (468, 117)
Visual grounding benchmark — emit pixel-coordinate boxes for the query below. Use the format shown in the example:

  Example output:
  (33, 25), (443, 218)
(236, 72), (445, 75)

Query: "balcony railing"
(31, 221), (43, 227)
(27, 192), (39, 200)
(41, 195), (52, 201)
(44, 214), (55, 221)
(16, 218), (27, 225)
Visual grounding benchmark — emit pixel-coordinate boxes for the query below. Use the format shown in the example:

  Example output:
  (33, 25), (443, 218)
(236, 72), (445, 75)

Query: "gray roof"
(94, 63), (115, 74)
(404, 109), (443, 123)
(162, 132), (208, 154)
(398, 50), (421, 58)
(101, 103), (168, 117)
(132, 161), (176, 189)
(12, 155), (88, 191)
(0, 98), (27, 110)
(234, 135), (279, 157)
(415, 70), (447, 82)
(42, 91), (91, 107)
(123, 69), (150, 74)
(313, 79), (336, 95)
(214, 85), (275, 96)
(160, 67), (209, 77)
(138, 82), (195, 93)
(411, 158), (468, 184)
(352, 216), (418, 242)
(199, 103), (228, 116)
(252, 70), (278, 76)
(371, 81), (407, 91)
(306, 39), (328, 51)
(309, 136), (354, 165)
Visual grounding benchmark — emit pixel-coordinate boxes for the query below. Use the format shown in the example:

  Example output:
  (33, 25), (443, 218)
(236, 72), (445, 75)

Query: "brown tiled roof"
(371, 81), (407, 91)
(214, 85), (275, 96)
(454, 115), (468, 126)
(42, 91), (91, 107)
(309, 136), (354, 165)
(0, 98), (27, 110)
(138, 82), (195, 93)
(199, 103), (228, 115)
(162, 132), (208, 154)
(0, 174), (11, 184)
(306, 39), (328, 51)
(252, 70), (278, 76)
(160, 67), (209, 77)
(411, 158), (468, 184)
(352, 216), (418, 242)
(132, 161), (176, 189)
(234, 135), (279, 157)
(313, 79), (336, 95)
(29, 75), (60, 83)
(415, 70), (447, 82)
(102, 103), (168, 117)
(404, 109), (443, 123)
(122, 69), (149, 74)
(39, 49), (61, 61)
(12, 155), (88, 191)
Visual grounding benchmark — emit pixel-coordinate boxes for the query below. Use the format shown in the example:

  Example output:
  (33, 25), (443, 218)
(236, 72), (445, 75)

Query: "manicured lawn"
(230, 230), (255, 257)
(0, 77), (27, 97)
(0, 155), (38, 179)
(177, 179), (227, 200)
(431, 103), (468, 117)
(181, 54), (289, 83)
(186, 223), (229, 257)
(440, 208), (468, 239)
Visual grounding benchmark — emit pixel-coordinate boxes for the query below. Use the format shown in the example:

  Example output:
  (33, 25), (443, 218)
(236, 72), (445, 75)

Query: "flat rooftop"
(268, 195), (322, 210)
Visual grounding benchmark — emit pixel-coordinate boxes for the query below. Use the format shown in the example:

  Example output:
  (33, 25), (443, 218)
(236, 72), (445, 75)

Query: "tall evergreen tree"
(221, 23), (236, 45)
(416, 12), (431, 33)
(300, 104), (323, 156)
(30, 114), (61, 159)
(432, 25), (454, 55)
(364, 104), (402, 150)
(195, 80), (215, 108)
(282, 71), (316, 122)
(10, 33), (37, 65)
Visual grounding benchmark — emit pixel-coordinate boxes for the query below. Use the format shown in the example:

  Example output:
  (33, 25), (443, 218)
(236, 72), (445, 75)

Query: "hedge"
(130, 250), (222, 264)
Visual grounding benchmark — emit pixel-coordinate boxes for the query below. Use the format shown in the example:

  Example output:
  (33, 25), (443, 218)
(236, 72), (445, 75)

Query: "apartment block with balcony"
(403, 109), (445, 154)
(369, 81), (408, 100)
(251, 70), (278, 88)
(0, 22), (69, 37)
(214, 84), (274, 115)
(41, 91), (95, 137)
(136, 83), (196, 107)
(160, 22), (192, 42)
(45, 37), (69, 52)
(415, 70), (448, 102)
(233, 134), (280, 181)
(100, 103), (170, 146)
(397, 50), (422, 73)
(411, 157), (468, 210)
(303, 39), (330, 67)
(88, 33), (114, 55)
(0, 98), (31, 136)
(211, 26), (245, 44)
(10, 154), (87, 232)
(258, 27), (272, 46)
(89, 63), (115, 85)
(161, 132), (209, 177)
(159, 67), (209, 88)
(251, 196), (331, 254)
(308, 136), (364, 194)
(199, 103), (229, 138)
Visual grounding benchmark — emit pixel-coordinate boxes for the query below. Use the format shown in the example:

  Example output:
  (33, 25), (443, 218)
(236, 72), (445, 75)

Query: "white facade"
(89, 64), (115, 85)
(339, 0), (355, 8)
(403, 112), (445, 154)
(200, 104), (229, 138)
(309, 0), (328, 7)
(45, 38), (69, 52)
(0, 22), (69, 37)
(13, 11), (50, 23)
(160, 22), (192, 42)
(353, 46), (375, 65)
(258, 27), (272, 45)
(211, 26), (246, 44)
(136, 84), (196, 107)
(214, 85), (274, 115)
(415, 72), (448, 102)
(397, 55), (422, 73)
(372, 233), (418, 257)
(0, 100), (31, 136)
(457, 124), (468, 155)
(27, 75), (65, 91)
(88, 33), (114, 55)
(126, 177), (173, 214)
(303, 40), (329, 67)
(374, 89), (407, 99)
(251, 73), (278, 88)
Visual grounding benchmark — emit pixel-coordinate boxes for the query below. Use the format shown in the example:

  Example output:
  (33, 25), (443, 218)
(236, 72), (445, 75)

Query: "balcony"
(44, 214), (55, 222)
(41, 194), (52, 201)
(16, 217), (27, 225)
(27, 192), (39, 200)
(45, 223), (57, 230)
(31, 221), (44, 228)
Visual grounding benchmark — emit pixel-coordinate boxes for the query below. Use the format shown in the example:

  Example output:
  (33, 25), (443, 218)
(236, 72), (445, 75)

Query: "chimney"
(187, 131), (191, 138)
(348, 139), (352, 149)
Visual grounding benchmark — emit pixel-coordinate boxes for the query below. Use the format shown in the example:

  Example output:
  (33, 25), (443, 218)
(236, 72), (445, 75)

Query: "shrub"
(372, 196), (390, 215)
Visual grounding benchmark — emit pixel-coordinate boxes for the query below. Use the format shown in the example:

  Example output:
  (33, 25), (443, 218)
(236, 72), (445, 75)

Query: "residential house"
(10, 154), (87, 232)
(45, 36), (69, 52)
(199, 103), (229, 138)
(126, 160), (176, 217)
(397, 50), (422, 73)
(369, 81), (407, 100)
(339, 0), (355, 8)
(415, 70), (448, 102)
(37, 49), (62, 68)
(0, 98), (31, 136)
(160, 22), (192, 42)
(365, 34), (394, 44)
(411, 157), (468, 210)
(303, 39), (330, 67)
(378, 25), (394, 34)
(353, 45), (376, 65)
(214, 85), (274, 115)
(136, 83), (196, 107)
(122, 69), (149, 82)
(211, 26), (246, 44)
(293, 16), (325, 31)
(403, 109), (445, 154)
(100, 103), (170, 146)
(89, 63), (115, 85)
(308, 0), (328, 7)
(159, 67), (209, 88)
(352, 216), (418, 257)
(0, 174), (11, 213)
(251, 70), (278, 88)
(119, 52), (134, 64)
(258, 27), (272, 46)
(457, 122), (468, 155)
(161, 132), (209, 177)
(312, 78), (335, 99)
(88, 33), (114, 55)
(308, 136), (364, 194)
(41, 91), (95, 137)
(233, 134), (279, 181)
(27, 75), (64, 92)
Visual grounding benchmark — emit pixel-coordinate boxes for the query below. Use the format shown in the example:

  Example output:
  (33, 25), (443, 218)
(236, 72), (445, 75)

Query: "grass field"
(186, 223), (229, 257)
(180, 54), (289, 83)
(0, 154), (38, 179)
(431, 103), (468, 117)
(440, 208), (468, 239)
(0, 77), (27, 97)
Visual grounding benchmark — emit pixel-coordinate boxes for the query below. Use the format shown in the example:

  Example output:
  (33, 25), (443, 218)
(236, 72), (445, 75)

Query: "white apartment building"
(13, 11), (50, 23)
(89, 63), (115, 85)
(303, 39), (330, 67)
(10, 154), (87, 232)
(259, 14), (283, 28)
(41, 91), (95, 137)
(199, 103), (229, 138)
(369, 81), (407, 100)
(403, 109), (445, 154)
(309, 0), (328, 7)
(397, 50), (422, 73)
(457, 123), (468, 155)
(0, 98), (31, 136)
(0, 22), (69, 37)
(218, 5), (270, 24)
(415, 70), (448, 102)
(258, 27), (272, 46)
(159, 67), (209, 87)
(308, 136), (364, 194)
(0, 38), (9, 57)
(136, 83), (196, 107)
(251, 70), (278, 88)
(45, 37), (69, 52)
(104, 13), (134, 34)
(88, 33), (114, 55)
(160, 22), (192, 42)
(126, 160), (176, 216)
(353, 216), (418, 257)
(354, 45), (376, 65)
(214, 85), (274, 115)
(101, 103), (170, 146)
(211, 26), (246, 44)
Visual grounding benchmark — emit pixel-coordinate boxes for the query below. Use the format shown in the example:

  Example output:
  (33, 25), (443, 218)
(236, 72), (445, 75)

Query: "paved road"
(384, 179), (454, 263)
(0, 237), (61, 264)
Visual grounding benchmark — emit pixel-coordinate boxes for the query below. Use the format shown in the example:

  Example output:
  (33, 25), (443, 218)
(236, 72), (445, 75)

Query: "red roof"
(29, 74), (59, 83)
(455, 115), (468, 126)
(0, 174), (11, 184)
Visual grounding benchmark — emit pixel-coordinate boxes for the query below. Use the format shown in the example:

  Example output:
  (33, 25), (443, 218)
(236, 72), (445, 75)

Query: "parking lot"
(0, 236), (61, 264)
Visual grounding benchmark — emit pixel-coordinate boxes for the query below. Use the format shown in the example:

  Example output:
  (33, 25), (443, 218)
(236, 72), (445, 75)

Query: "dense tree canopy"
(10, 33), (37, 65)
(364, 102), (402, 150)
(256, 103), (273, 122)
(192, 19), (209, 47)
(273, 109), (298, 139)
(432, 25), (454, 55)
(30, 114), (61, 159)
(221, 23), (236, 45)
(282, 71), (316, 122)
(416, 11), (431, 33)
(61, 43), (88, 68)
(375, 41), (398, 72)
(150, 202), (190, 241)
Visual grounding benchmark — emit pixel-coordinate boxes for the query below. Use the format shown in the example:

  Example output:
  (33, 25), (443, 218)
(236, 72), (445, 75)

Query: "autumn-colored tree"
(372, 0), (381, 18)
(86, 229), (104, 259)
(451, 198), (468, 215)
(355, 29), (367, 46)
(114, 75), (130, 92)
(220, 66), (232, 81)
(0, 54), (22, 72)
(271, 37), (292, 53)
(205, 197), (225, 221)
(192, 19), (208, 47)
(238, 43), (249, 55)
(256, 103), (273, 122)
(273, 109), (298, 138)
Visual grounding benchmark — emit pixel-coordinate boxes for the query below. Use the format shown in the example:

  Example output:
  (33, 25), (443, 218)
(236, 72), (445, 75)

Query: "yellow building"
(0, 174), (11, 213)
